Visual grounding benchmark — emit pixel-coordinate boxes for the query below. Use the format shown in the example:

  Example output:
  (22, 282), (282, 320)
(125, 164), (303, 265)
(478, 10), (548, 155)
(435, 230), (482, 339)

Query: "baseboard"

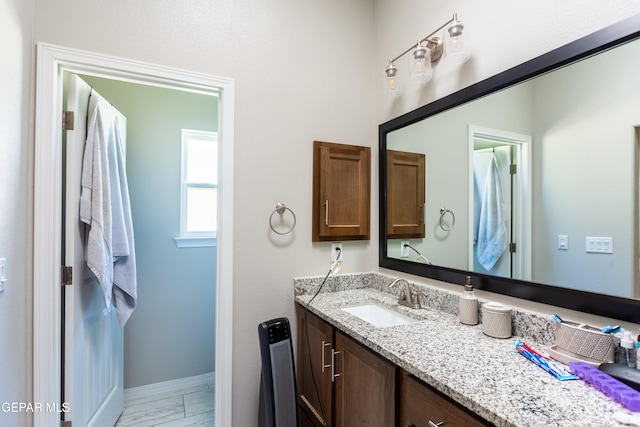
(124, 371), (215, 401)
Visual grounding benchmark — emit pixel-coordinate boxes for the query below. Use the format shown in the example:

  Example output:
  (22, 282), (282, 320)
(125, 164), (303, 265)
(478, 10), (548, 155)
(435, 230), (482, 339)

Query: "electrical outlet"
(331, 243), (343, 262)
(400, 241), (409, 257)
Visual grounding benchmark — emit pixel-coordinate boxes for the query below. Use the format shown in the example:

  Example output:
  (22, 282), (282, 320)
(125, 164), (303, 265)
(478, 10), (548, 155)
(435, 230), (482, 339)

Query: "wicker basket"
(554, 321), (615, 363)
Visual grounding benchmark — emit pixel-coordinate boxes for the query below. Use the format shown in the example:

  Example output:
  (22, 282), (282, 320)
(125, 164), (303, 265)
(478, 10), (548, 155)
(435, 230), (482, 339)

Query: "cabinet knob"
(428, 421), (444, 427)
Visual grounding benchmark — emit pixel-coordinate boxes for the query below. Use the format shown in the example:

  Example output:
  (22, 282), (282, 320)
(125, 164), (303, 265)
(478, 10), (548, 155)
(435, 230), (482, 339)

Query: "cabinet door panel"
(387, 150), (425, 239)
(334, 331), (396, 427)
(312, 141), (370, 241)
(296, 305), (333, 427)
(403, 374), (489, 427)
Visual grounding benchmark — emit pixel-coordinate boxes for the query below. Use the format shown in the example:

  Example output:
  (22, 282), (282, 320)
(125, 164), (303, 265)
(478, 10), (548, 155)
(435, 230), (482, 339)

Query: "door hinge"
(509, 242), (517, 253)
(61, 266), (73, 286)
(62, 111), (75, 131)
(510, 164), (517, 175)
(61, 421), (72, 427)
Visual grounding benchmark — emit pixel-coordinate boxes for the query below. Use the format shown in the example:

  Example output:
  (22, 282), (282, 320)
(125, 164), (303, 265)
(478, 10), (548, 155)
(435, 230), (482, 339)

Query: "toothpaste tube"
(600, 325), (621, 334)
(515, 341), (578, 381)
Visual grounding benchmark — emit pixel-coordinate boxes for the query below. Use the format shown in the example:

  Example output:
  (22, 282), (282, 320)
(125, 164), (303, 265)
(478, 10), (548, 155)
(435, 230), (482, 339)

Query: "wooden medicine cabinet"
(312, 140), (370, 242)
(386, 150), (425, 239)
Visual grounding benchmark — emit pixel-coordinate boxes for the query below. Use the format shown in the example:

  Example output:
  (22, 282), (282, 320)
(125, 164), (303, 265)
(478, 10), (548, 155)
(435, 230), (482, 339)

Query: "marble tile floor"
(114, 382), (214, 427)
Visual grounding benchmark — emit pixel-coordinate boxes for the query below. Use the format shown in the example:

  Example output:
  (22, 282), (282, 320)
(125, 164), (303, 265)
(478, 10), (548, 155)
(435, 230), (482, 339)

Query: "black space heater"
(258, 317), (298, 427)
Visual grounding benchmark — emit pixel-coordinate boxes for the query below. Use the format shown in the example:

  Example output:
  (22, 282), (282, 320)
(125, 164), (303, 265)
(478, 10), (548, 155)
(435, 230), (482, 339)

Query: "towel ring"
(439, 207), (455, 231)
(269, 203), (297, 235)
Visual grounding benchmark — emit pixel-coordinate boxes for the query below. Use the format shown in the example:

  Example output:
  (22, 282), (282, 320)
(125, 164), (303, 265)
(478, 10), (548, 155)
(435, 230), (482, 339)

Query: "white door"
(63, 73), (125, 427)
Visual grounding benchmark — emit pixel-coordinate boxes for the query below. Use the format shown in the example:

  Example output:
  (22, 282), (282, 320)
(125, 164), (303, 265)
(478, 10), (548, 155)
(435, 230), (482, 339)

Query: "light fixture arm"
(388, 14), (458, 64)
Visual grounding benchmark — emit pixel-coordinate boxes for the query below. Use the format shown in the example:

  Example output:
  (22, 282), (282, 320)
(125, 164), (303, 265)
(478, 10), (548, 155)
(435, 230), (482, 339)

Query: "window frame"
(175, 129), (218, 248)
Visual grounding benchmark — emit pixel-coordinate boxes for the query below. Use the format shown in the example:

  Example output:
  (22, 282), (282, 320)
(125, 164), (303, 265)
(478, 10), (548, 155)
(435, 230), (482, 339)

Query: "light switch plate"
(586, 237), (613, 254)
(558, 235), (569, 250)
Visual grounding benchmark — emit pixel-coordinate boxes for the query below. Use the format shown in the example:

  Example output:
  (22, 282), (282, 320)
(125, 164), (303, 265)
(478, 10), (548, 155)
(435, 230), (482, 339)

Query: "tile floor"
(114, 381), (214, 427)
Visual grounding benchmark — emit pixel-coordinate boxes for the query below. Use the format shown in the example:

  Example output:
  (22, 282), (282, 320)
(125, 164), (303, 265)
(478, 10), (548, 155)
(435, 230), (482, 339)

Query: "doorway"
(468, 125), (532, 281)
(34, 43), (234, 427)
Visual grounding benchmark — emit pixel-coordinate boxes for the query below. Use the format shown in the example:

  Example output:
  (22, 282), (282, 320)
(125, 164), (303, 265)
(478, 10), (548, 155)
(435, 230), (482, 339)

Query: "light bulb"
(444, 17), (470, 65)
(385, 60), (402, 97)
(410, 40), (432, 84)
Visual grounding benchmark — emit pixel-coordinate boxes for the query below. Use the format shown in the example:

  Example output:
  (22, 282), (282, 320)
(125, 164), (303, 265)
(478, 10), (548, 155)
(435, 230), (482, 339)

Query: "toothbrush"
(515, 341), (578, 381)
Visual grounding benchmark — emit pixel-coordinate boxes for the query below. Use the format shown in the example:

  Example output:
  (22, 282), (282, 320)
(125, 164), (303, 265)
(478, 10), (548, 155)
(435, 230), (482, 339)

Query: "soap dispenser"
(621, 330), (635, 368)
(459, 276), (478, 325)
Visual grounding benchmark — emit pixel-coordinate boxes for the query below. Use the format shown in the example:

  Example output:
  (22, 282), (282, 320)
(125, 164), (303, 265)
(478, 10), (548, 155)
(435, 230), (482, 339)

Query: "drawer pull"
(331, 349), (341, 382)
(324, 200), (329, 225)
(428, 421), (444, 427)
(321, 341), (331, 372)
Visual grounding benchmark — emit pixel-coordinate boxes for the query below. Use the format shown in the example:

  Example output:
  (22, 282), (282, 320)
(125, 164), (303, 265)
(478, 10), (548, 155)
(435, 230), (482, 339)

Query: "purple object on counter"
(569, 362), (640, 412)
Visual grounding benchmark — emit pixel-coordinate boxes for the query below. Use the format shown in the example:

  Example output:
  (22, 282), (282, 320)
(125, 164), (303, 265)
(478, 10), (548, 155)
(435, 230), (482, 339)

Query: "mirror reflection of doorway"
(473, 145), (513, 277)
(468, 125), (532, 281)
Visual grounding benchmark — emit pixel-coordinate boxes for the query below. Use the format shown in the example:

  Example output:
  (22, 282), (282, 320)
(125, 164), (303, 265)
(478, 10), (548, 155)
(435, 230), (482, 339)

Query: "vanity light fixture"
(384, 13), (470, 97)
(443, 14), (471, 65)
(409, 39), (433, 84)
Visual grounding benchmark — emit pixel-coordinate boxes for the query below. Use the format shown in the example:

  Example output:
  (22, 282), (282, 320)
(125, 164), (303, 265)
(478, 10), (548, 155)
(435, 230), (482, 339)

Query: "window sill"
(174, 236), (217, 248)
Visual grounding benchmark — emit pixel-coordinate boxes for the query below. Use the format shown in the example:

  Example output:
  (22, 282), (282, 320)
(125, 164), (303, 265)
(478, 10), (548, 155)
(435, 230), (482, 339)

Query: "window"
(175, 129), (217, 248)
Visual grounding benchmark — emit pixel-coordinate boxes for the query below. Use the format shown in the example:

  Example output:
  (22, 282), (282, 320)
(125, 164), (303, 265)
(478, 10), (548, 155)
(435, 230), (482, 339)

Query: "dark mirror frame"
(379, 14), (640, 324)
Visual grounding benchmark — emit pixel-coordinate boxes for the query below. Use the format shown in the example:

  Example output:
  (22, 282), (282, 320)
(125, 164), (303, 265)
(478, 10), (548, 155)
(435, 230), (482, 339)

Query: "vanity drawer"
(403, 373), (490, 427)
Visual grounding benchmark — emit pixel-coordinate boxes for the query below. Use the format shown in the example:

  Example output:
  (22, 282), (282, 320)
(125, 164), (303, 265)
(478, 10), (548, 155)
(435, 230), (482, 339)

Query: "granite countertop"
(293, 274), (634, 427)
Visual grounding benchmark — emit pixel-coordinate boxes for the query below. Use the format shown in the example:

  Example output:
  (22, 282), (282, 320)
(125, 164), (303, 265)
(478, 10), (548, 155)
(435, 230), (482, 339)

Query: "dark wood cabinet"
(296, 304), (491, 427)
(386, 150), (425, 239)
(296, 304), (334, 427)
(334, 330), (396, 427)
(296, 305), (395, 427)
(401, 372), (490, 427)
(312, 141), (370, 242)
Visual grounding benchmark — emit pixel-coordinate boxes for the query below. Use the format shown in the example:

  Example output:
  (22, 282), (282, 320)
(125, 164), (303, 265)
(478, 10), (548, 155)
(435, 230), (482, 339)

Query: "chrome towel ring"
(269, 203), (297, 235)
(439, 207), (455, 231)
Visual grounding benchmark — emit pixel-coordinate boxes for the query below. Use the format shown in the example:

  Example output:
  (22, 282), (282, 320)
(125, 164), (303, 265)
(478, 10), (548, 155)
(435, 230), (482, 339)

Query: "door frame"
(34, 43), (234, 427)
(467, 125), (532, 281)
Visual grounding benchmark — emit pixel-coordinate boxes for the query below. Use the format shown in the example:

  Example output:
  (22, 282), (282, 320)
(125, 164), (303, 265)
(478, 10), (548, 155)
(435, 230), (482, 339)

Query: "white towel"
(476, 155), (508, 271)
(80, 94), (137, 326)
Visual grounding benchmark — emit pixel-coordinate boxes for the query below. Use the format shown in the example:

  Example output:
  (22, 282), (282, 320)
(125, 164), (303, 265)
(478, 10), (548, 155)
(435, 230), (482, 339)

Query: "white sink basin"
(342, 303), (418, 328)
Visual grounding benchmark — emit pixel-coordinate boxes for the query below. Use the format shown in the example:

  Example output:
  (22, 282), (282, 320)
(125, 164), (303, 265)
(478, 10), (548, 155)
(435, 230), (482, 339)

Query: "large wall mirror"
(379, 14), (640, 324)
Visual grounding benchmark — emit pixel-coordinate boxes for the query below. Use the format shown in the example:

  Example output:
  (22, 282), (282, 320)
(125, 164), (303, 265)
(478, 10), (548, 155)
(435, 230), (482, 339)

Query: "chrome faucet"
(388, 278), (421, 309)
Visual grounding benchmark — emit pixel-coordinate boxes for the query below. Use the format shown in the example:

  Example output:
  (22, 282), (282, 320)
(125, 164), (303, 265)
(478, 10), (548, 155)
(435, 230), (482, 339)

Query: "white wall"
(0, 0), (34, 425)
(34, 1), (377, 426)
(0, 1), (635, 426)
(374, 1), (640, 123)
(531, 40), (640, 296)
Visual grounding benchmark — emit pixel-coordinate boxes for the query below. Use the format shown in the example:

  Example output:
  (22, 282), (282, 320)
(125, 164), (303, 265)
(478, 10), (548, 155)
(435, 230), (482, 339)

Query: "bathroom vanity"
(296, 303), (488, 427)
(294, 273), (633, 427)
